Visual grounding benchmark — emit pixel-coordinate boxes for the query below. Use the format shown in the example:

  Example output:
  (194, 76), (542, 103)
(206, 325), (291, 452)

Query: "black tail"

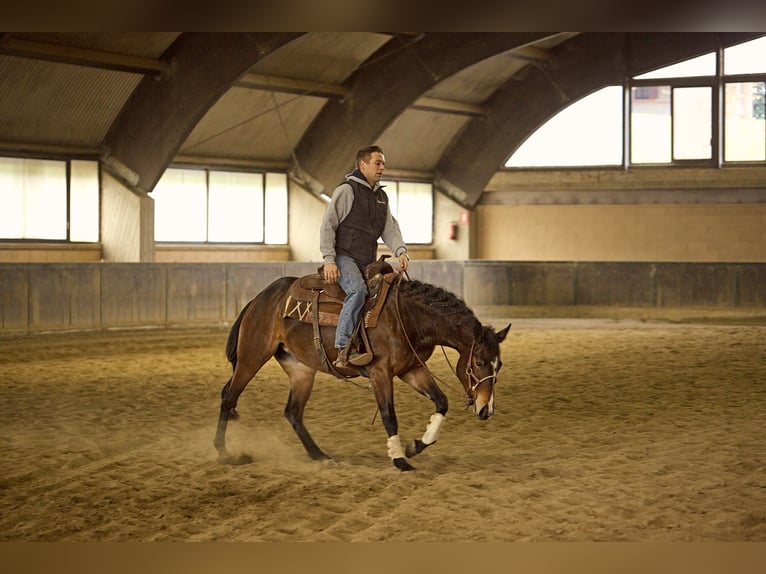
(226, 300), (252, 370)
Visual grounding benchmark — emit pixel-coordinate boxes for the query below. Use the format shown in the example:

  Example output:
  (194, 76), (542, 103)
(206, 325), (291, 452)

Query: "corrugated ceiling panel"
(0, 55), (142, 147)
(251, 32), (391, 84)
(179, 87), (326, 161)
(426, 52), (531, 104)
(378, 108), (471, 172)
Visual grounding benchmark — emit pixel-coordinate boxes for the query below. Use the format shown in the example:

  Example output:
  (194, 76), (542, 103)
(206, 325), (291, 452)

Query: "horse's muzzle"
(477, 405), (491, 420)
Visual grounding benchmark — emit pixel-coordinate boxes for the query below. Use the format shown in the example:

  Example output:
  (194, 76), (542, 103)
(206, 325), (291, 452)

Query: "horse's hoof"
(217, 453), (253, 465)
(393, 457), (416, 472)
(309, 451), (332, 462)
(405, 439), (429, 458)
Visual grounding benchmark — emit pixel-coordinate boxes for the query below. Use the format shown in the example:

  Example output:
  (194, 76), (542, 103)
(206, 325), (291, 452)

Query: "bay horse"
(214, 268), (510, 471)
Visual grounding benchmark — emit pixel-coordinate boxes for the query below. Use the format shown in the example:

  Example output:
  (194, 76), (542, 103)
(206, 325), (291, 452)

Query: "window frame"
(0, 154), (101, 243)
(378, 179), (435, 246)
(628, 75), (719, 167)
(505, 35), (766, 171)
(721, 73), (766, 164)
(153, 165), (289, 245)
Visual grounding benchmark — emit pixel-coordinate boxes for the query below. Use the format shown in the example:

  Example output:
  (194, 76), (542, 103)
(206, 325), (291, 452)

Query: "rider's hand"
(397, 253), (409, 272)
(324, 263), (340, 284)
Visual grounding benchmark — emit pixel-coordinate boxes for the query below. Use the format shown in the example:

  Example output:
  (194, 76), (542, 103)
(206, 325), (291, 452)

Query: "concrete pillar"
(101, 170), (155, 262)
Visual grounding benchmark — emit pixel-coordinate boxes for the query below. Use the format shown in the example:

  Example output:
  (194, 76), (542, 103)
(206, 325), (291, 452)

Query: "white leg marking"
(422, 413), (445, 445)
(387, 435), (405, 459)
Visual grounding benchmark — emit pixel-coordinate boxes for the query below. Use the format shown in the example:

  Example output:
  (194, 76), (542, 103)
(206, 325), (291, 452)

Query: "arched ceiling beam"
(292, 32), (559, 198)
(236, 71), (350, 99)
(0, 36), (167, 74)
(437, 32), (765, 208)
(102, 32), (304, 192)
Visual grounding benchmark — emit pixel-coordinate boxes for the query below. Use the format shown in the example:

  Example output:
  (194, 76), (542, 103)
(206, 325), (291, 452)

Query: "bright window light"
(673, 87), (712, 160)
(724, 36), (766, 75)
(69, 160), (100, 242)
(153, 168), (207, 242)
(153, 167), (288, 244)
(0, 157), (67, 239)
(395, 182), (433, 244)
(631, 85), (671, 163)
(264, 172), (288, 244)
(506, 86), (623, 167)
(634, 53), (716, 80)
(0, 158), (25, 238)
(725, 82), (766, 161)
(208, 171), (263, 242)
(380, 180), (433, 244)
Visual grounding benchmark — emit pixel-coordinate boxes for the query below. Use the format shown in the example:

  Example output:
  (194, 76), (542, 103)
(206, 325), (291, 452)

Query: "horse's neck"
(396, 283), (477, 351)
(423, 318), (475, 352)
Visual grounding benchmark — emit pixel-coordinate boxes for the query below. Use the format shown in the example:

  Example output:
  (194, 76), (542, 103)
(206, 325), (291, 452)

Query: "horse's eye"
(475, 360), (484, 368)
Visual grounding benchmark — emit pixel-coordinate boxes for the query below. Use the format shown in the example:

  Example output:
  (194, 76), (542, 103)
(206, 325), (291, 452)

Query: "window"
(152, 168), (288, 244)
(723, 37), (766, 162)
(506, 34), (766, 169)
(630, 85), (713, 164)
(0, 157), (99, 241)
(724, 35), (766, 75)
(505, 86), (623, 167)
(69, 161), (100, 242)
(380, 180), (433, 244)
(725, 82), (766, 161)
(631, 85), (671, 163)
(633, 53), (716, 80)
(208, 171), (264, 242)
(673, 87), (712, 160)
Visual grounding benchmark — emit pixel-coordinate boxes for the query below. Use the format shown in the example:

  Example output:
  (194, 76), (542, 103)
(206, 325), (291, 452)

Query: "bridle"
(462, 340), (498, 406)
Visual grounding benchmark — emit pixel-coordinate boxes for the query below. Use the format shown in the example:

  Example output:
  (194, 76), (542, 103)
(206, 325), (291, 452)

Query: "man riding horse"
(319, 145), (410, 368)
(215, 146), (511, 471)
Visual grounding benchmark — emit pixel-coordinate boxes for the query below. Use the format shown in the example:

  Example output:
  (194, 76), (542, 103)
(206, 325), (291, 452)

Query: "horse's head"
(459, 323), (511, 420)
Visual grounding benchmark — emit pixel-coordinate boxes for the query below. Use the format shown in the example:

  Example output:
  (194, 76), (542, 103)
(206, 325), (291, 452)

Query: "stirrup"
(348, 351), (373, 366)
(334, 344), (373, 368)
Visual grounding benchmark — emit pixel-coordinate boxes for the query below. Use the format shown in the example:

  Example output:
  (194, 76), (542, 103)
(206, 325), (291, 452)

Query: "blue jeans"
(335, 255), (367, 349)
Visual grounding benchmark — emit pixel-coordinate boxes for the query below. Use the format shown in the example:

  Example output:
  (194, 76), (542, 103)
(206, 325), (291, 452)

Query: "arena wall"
(2, 261), (764, 333)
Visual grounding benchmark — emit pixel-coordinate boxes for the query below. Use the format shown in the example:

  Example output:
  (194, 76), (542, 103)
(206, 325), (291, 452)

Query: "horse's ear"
(496, 323), (511, 343)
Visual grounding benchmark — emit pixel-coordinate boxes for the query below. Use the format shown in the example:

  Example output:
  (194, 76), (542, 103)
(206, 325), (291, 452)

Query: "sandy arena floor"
(1, 308), (765, 541)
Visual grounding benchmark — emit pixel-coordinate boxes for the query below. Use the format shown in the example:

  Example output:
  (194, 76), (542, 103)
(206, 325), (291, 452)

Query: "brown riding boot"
(333, 347), (351, 369)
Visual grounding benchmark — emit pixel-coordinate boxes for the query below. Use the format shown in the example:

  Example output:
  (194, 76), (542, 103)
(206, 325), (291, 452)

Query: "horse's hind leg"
(215, 348), (274, 465)
(277, 353), (330, 461)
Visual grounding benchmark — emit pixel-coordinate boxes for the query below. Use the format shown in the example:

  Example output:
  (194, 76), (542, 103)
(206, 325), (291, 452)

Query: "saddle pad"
(283, 295), (342, 326)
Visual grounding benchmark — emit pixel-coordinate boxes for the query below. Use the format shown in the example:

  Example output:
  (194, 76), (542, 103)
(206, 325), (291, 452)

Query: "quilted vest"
(335, 179), (389, 267)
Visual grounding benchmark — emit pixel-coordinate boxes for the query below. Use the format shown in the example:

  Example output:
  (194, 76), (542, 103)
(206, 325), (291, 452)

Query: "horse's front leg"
(369, 369), (415, 472)
(399, 367), (449, 458)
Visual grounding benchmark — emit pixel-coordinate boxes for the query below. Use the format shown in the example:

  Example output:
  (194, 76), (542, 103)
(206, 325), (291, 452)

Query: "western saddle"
(283, 256), (398, 373)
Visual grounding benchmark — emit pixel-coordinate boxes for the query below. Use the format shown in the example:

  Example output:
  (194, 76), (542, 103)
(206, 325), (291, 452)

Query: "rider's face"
(359, 152), (385, 186)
